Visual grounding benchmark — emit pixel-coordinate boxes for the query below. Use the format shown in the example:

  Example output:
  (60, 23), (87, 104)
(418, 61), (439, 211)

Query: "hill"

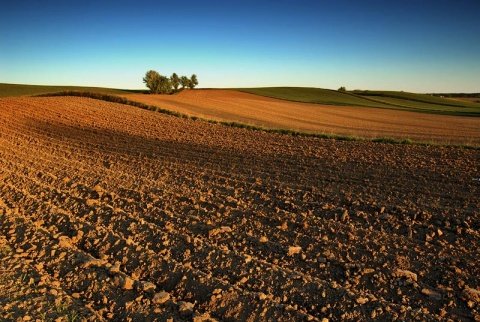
(0, 83), (142, 97)
(123, 90), (480, 146)
(237, 87), (480, 116)
(1, 95), (479, 320)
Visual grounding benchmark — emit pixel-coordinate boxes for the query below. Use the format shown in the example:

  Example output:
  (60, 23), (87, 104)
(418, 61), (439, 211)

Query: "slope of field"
(0, 83), (140, 97)
(353, 90), (480, 108)
(235, 87), (394, 108)
(124, 90), (480, 146)
(238, 88), (480, 116)
(1, 96), (479, 321)
(361, 96), (480, 113)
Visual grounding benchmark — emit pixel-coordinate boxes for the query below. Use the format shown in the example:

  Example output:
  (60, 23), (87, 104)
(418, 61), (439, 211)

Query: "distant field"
(358, 96), (480, 115)
(351, 90), (480, 115)
(238, 87), (480, 116)
(236, 87), (394, 108)
(2, 83), (479, 145)
(2, 83), (479, 116)
(124, 90), (480, 146)
(0, 83), (141, 97)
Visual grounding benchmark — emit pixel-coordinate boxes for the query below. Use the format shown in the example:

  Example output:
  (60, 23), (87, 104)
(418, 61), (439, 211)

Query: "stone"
(85, 199), (100, 207)
(288, 246), (302, 256)
(208, 226), (232, 238)
(356, 297), (369, 304)
(193, 313), (218, 322)
(58, 236), (72, 248)
(136, 280), (156, 293)
(152, 291), (170, 305)
(123, 276), (135, 290)
(462, 287), (480, 304)
(178, 301), (195, 316)
(421, 288), (442, 300)
(82, 258), (107, 268)
(392, 269), (417, 282)
(108, 263), (121, 275)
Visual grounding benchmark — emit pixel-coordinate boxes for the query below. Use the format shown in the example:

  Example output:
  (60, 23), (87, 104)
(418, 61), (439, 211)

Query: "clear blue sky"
(1, 0), (479, 92)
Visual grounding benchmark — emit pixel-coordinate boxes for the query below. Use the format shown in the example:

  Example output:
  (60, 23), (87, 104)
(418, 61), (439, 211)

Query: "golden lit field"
(124, 90), (480, 146)
(1, 95), (479, 321)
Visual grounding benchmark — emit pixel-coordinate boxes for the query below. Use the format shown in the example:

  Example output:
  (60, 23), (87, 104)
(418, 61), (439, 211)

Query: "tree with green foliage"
(180, 76), (190, 89)
(189, 74), (198, 89)
(338, 86), (346, 92)
(158, 75), (172, 94)
(170, 73), (180, 91)
(143, 70), (162, 94)
(143, 70), (172, 94)
(144, 70), (198, 93)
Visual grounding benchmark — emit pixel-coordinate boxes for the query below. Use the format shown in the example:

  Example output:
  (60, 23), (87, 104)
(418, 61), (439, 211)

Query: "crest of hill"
(0, 83), (143, 97)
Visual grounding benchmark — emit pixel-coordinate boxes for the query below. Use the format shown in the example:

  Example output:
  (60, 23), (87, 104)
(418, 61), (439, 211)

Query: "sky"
(1, 0), (479, 92)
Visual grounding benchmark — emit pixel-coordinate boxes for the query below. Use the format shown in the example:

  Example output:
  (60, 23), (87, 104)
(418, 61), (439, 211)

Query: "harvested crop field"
(124, 90), (480, 146)
(0, 96), (479, 321)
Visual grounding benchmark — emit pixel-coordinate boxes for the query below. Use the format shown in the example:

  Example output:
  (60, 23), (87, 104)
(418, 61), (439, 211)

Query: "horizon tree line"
(143, 70), (198, 94)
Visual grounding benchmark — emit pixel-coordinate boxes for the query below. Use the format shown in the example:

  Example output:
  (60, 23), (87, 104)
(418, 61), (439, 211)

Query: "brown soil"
(125, 90), (480, 146)
(0, 96), (479, 321)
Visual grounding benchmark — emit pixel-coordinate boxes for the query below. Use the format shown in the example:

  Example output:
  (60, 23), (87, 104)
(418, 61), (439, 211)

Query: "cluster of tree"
(338, 86), (346, 92)
(143, 70), (198, 94)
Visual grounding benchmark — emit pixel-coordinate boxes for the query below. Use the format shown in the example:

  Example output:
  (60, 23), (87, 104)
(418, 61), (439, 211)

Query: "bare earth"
(0, 96), (479, 321)
(125, 90), (480, 146)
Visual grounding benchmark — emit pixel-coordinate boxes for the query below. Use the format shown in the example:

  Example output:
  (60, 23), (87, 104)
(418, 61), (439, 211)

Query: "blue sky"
(1, 0), (479, 92)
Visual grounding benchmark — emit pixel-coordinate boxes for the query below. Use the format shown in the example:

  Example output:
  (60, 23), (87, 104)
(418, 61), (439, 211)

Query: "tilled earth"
(0, 96), (479, 321)
(124, 90), (480, 146)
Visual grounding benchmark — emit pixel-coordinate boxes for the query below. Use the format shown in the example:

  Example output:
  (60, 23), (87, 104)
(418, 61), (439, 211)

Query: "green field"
(238, 87), (480, 116)
(0, 83), (142, 97)
(236, 87), (394, 108)
(352, 90), (480, 108)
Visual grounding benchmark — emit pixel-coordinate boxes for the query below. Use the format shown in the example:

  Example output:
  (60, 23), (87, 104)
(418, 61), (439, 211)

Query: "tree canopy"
(143, 70), (198, 94)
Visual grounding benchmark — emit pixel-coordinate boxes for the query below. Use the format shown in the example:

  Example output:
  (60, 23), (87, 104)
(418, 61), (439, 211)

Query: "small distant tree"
(338, 86), (346, 92)
(143, 70), (161, 94)
(189, 74), (198, 89)
(170, 73), (180, 91)
(180, 76), (190, 89)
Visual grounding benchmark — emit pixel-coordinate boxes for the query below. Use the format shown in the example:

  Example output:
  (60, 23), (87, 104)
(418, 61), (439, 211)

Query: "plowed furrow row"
(1, 164), (450, 319)
(1, 97), (478, 321)
(0, 181), (318, 321)
(2, 142), (466, 288)
(0, 168), (339, 314)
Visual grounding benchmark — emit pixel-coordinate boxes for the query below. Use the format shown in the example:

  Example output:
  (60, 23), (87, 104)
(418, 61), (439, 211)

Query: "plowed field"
(125, 90), (480, 146)
(0, 96), (479, 321)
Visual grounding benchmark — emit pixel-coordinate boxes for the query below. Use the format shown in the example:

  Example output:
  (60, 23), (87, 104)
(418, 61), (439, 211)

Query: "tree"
(143, 70), (162, 94)
(143, 70), (173, 94)
(170, 73), (180, 91)
(158, 76), (172, 94)
(180, 76), (190, 89)
(144, 71), (197, 93)
(338, 86), (346, 92)
(189, 74), (198, 89)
